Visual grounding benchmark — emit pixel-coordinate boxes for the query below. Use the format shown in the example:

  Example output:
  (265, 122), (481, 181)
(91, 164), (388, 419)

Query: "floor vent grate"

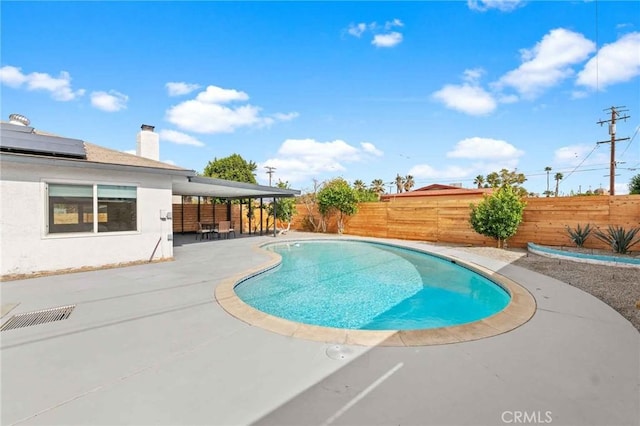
(0, 305), (75, 331)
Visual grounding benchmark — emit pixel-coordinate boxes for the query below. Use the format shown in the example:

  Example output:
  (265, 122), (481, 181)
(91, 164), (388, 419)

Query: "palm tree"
(473, 175), (485, 188)
(544, 166), (552, 197)
(395, 174), (404, 193)
(554, 172), (563, 197)
(403, 175), (415, 192)
(486, 172), (500, 188)
(353, 179), (366, 192)
(370, 179), (385, 198)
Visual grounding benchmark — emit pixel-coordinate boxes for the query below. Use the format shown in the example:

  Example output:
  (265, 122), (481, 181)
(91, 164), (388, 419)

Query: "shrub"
(566, 224), (592, 247)
(593, 225), (640, 254)
(469, 186), (526, 248)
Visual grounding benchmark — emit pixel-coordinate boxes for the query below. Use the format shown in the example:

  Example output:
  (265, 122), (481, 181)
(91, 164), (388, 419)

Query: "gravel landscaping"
(460, 246), (640, 331)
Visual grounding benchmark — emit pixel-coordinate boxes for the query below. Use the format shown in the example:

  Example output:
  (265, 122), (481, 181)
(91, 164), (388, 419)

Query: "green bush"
(593, 225), (640, 254)
(469, 186), (526, 248)
(566, 223), (592, 247)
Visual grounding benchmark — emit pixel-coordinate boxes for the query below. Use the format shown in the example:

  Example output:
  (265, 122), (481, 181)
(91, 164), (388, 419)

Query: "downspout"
(260, 198), (263, 235)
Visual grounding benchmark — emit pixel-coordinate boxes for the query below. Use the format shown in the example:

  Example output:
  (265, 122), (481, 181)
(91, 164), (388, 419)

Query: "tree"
(486, 172), (500, 188)
(482, 169), (528, 197)
(403, 175), (415, 192)
(554, 172), (563, 197)
(469, 185), (526, 248)
(629, 174), (640, 194)
(353, 180), (366, 192)
(544, 166), (552, 196)
(395, 174), (404, 193)
(317, 178), (359, 234)
(203, 154), (257, 184)
(299, 191), (323, 232)
(370, 179), (386, 198)
(265, 181), (297, 233)
(473, 175), (485, 188)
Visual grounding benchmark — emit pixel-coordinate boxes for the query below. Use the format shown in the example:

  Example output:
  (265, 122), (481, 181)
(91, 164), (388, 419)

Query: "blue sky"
(2, 0), (639, 195)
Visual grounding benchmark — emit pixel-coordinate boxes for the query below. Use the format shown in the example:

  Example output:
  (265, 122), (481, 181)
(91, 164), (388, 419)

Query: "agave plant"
(593, 225), (640, 254)
(567, 223), (591, 247)
(566, 224), (592, 247)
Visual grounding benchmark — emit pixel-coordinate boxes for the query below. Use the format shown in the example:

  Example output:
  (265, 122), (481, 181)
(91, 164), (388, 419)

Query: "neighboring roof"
(380, 183), (492, 201)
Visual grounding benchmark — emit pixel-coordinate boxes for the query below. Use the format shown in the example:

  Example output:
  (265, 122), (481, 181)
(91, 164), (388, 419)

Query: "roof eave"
(0, 151), (195, 177)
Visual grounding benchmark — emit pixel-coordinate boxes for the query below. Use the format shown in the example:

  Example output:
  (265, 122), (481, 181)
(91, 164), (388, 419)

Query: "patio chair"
(196, 222), (212, 240)
(229, 221), (236, 238)
(214, 220), (231, 239)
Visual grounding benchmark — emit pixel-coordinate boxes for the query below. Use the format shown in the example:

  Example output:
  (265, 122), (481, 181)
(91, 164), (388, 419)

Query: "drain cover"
(326, 345), (355, 360)
(1, 305), (75, 331)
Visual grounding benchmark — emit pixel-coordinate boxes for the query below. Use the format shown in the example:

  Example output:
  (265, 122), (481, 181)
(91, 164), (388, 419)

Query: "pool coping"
(528, 242), (640, 268)
(214, 238), (537, 347)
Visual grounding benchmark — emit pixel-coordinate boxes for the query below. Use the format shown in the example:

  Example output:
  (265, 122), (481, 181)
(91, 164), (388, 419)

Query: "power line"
(264, 166), (276, 186)
(559, 144), (601, 182)
(596, 106), (631, 195)
(618, 124), (639, 159)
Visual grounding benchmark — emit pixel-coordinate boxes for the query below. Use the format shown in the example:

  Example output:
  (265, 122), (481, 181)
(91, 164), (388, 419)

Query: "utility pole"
(264, 166), (276, 186)
(597, 106), (630, 195)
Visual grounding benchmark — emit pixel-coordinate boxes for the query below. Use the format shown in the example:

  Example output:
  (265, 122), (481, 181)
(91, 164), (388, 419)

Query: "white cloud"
(361, 142), (384, 156)
(123, 149), (136, 155)
(495, 28), (596, 99)
(432, 83), (497, 115)
(0, 65), (27, 87)
(384, 19), (404, 30)
(467, 0), (525, 12)
(165, 85), (296, 134)
(272, 112), (299, 121)
(347, 22), (367, 37)
(408, 164), (471, 180)
(158, 129), (205, 147)
(554, 144), (608, 166)
(90, 90), (128, 112)
(195, 85), (249, 103)
(166, 82), (201, 96)
(576, 32), (640, 90)
(617, 182), (630, 195)
(372, 32), (403, 48)
(447, 137), (524, 159)
(0, 65), (85, 101)
(260, 138), (382, 183)
(345, 19), (404, 48)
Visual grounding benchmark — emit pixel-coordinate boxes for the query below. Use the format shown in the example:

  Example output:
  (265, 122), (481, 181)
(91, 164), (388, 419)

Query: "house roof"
(380, 183), (492, 201)
(83, 142), (187, 171)
(0, 120), (300, 199)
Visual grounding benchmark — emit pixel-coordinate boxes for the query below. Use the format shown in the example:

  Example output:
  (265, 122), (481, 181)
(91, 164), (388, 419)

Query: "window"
(48, 184), (94, 233)
(97, 185), (137, 232)
(48, 183), (137, 234)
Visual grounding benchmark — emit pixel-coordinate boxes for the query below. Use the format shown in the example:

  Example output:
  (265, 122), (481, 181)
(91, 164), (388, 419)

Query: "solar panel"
(0, 122), (86, 159)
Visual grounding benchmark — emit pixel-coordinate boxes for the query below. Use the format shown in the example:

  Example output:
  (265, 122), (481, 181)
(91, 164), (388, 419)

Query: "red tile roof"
(380, 184), (492, 201)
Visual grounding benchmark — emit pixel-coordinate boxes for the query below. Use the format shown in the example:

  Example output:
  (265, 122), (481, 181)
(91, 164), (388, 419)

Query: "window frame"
(45, 181), (139, 237)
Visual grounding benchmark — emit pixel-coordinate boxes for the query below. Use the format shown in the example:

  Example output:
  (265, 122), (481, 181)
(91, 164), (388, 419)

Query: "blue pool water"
(235, 240), (510, 330)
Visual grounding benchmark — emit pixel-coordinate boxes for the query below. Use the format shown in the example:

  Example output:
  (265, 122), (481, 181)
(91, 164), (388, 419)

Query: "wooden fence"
(290, 195), (640, 249)
(172, 202), (282, 234)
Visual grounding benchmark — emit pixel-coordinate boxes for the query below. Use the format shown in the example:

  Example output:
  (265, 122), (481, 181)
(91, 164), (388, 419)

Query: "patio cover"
(172, 175), (300, 199)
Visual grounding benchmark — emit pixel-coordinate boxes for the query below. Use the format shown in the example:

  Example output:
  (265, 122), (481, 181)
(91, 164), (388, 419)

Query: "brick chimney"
(136, 124), (159, 161)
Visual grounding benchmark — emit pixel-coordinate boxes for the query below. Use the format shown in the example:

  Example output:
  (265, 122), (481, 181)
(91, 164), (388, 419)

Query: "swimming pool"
(234, 240), (510, 330)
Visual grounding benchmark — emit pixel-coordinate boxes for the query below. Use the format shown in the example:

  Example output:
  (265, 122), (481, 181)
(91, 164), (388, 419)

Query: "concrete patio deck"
(1, 232), (638, 426)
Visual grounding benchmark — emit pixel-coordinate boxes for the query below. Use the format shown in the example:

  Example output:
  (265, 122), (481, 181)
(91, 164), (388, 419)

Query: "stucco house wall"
(0, 160), (174, 277)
